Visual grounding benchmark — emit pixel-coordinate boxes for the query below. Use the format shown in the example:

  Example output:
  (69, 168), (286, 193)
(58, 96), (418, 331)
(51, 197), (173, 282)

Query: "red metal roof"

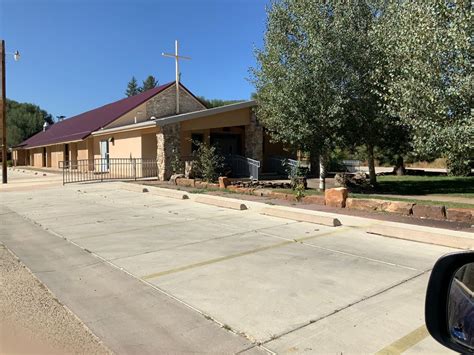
(18, 82), (174, 149)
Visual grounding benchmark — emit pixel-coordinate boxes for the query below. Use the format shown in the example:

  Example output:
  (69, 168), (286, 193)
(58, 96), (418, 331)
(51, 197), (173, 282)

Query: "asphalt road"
(0, 169), (464, 354)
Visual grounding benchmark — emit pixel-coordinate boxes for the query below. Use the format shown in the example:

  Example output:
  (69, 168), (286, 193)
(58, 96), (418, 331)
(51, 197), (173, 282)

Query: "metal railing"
(61, 158), (158, 185)
(267, 156), (300, 176)
(225, 154), (260, 180)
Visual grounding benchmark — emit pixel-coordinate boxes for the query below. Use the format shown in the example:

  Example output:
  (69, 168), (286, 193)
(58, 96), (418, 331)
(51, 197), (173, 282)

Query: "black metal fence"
(61, 158), (158, 185)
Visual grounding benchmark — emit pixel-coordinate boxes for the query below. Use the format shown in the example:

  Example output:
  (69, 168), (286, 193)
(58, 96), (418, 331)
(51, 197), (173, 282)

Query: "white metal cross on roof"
(162, 40), (191, 114)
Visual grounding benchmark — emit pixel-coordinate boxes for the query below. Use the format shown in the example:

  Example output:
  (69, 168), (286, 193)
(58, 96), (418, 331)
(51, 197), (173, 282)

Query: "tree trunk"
(366, 143), (377, 185)
(319, 155), (326, 191)
(394, 156), (406, 176)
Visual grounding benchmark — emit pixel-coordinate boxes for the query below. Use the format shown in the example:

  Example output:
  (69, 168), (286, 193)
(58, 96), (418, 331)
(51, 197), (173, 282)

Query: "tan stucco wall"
(141, 133), (157, 160)
(69, 143), (78, 163)
(77, 140), (89, 160)
(180, 108), (251, 131)
(49, 144), (64, 168)
(12, 149), (27, 166)
(31, 148), (43, 167)
(93, 127), (157, 160)
(104, 102), (148, 129)
(263, 131), (294, 159)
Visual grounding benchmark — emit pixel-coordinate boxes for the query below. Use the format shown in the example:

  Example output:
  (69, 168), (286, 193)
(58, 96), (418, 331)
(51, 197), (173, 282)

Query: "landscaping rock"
(446, 208), (473, 223)
(346, 198), (388, 211)
(325, 187), (348, 208)
(412, 204), (446, 220)
(176, 177), (195, 188)
(334, 173), (349, 187)
(194, 181), (208, 189)
(302, 195), (326, 205)
(270, 191), (296, 201)
(383, 201), (414, 216)
(170, 174), (185, 185)
(218, 176), (231, 189)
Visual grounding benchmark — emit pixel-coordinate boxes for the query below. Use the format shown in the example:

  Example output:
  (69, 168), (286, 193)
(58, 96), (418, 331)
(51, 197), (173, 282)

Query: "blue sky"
(0, 0), (268, 119)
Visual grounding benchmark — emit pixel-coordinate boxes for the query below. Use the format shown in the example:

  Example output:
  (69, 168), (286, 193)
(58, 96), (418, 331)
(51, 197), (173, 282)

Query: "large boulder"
(383, 201), (414, 216)
(346, 198), (388, 211)
(334, 173), (348, 187)
(302, 195), (326, 205)
(176, 177), (195, 188)
(412, 204), (446, 220)
(446, 208), (473, 223)
(325, 187), (348, 208)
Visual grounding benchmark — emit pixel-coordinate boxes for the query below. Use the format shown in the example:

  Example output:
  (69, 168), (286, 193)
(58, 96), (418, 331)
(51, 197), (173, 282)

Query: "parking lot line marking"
(375, 324), (428, 355)
(141, 229), (343, 280)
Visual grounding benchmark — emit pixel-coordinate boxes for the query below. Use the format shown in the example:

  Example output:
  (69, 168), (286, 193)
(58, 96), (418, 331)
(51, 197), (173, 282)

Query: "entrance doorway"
(64, 144), (70, 162)
(99, 140), (109, 172)
(210, 133), (242, 156)
(42, 148), (47, 167)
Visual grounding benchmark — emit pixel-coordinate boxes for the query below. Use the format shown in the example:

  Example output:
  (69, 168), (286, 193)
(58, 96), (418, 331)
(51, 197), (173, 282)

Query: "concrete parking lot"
(1, 169), (467, 354)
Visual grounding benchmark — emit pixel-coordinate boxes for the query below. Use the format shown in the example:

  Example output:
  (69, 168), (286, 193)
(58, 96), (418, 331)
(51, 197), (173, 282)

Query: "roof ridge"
(19, 81), (176, 148)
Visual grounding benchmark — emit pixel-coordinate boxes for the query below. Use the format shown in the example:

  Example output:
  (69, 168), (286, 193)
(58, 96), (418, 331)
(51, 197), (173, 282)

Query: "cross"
(162, 40), (191, 114)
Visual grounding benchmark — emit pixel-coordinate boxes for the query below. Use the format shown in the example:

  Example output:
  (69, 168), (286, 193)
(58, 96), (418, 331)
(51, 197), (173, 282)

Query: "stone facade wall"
(157, 123), (181, 181)
(244, 110), (263, 164)
(146, 84), (205, 119)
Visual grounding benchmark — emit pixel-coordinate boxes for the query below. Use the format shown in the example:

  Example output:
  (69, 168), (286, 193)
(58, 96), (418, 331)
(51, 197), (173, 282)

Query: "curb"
(367, 225), (474, 250)
(194, 196), (248, 210)
(261, 206), (342, 227)
(121, 183), (189, 200)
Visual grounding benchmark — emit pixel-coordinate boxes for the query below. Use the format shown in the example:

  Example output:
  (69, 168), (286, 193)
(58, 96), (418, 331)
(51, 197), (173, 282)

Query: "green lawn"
(274, 175), (474, 209)
(373, 175), (474, 197)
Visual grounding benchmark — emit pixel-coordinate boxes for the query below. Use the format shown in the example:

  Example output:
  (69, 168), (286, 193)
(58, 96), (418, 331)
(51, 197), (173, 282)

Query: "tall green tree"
(373, 1), (473, 176)
(6, 99), (54, 147)
(141, 75), (159, 92)
(125, 76), (140, 97)
(251, 0), (391, 185)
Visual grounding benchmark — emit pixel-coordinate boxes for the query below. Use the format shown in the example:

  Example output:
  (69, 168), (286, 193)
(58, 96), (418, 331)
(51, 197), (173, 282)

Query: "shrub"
(283, 159), (308, 191)
(447, 157), (471, 177)
(192, 140), (224, 182)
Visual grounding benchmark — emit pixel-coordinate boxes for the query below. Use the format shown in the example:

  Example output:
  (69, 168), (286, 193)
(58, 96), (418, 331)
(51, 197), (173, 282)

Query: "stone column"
(244, 111), (263, 163)
(157, 123), (181, 181)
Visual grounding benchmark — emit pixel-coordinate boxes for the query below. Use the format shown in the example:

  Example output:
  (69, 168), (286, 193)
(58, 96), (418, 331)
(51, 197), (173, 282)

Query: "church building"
(12, 81), (291, 180)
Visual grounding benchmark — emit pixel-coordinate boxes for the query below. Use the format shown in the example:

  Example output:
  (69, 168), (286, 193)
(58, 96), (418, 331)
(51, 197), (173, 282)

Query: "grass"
(374, 175), (474, 197)
(274, 175), (474, 209)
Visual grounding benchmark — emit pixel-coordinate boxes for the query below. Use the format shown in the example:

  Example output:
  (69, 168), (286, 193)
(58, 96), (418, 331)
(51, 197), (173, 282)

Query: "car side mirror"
(425, 251), (474, 353)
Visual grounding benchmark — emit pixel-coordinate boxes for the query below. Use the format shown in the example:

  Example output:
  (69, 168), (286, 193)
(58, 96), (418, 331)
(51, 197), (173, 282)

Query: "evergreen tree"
(125, 76), (140, 97)
(141, 75), (158, 92)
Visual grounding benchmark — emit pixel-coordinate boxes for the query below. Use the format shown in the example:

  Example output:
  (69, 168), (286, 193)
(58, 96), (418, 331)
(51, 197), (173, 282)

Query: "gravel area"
(0, 244), (111, 354)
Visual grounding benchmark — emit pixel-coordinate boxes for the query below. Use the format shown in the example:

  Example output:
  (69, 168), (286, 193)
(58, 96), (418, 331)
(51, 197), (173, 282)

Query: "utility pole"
(0, 40), (20, 184)
(162, 40), (191, 114)
(1, 40), (7, 184)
